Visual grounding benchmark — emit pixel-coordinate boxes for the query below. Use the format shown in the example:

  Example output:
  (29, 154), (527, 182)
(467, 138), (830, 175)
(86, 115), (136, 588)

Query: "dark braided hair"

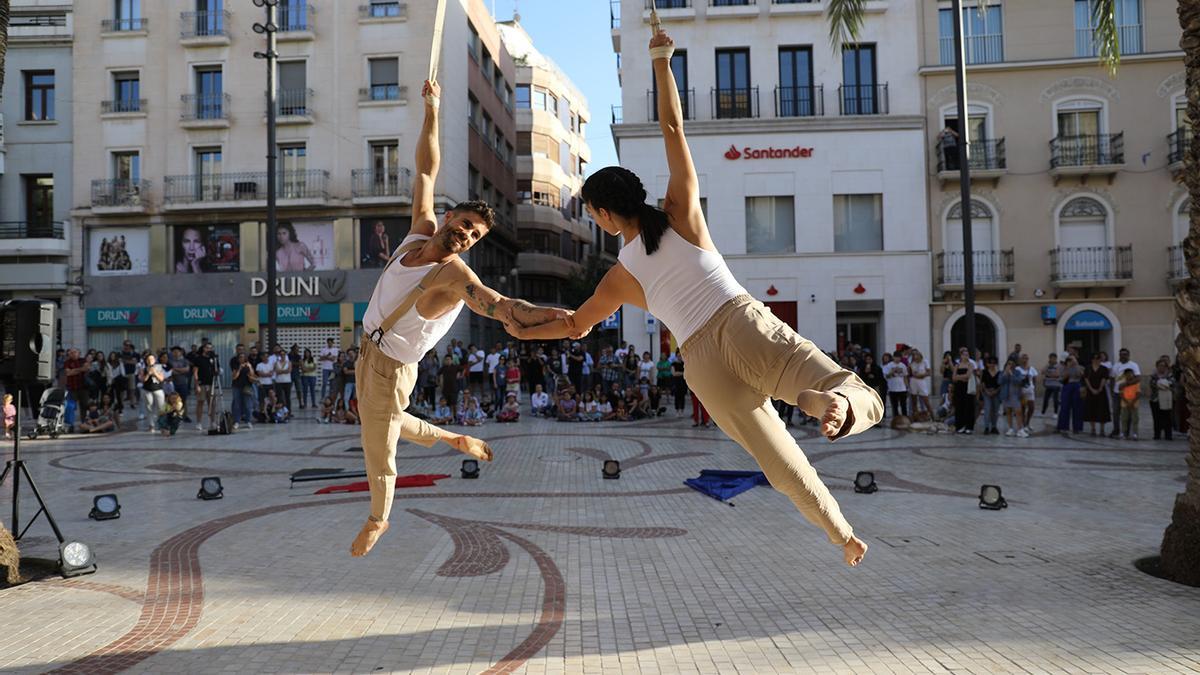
(581, 166), (671, 255)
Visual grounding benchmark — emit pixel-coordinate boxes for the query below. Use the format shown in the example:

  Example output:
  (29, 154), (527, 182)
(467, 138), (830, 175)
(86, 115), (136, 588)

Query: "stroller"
(27, 387), (68, 439)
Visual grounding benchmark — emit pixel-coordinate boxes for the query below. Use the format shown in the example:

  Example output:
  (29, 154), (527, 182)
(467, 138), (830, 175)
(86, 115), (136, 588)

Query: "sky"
(491, 0), (622, 170)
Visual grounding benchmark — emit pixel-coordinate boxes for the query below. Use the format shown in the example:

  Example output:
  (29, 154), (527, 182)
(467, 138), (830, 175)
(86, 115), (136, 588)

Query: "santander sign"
(724, 144), (814, 160)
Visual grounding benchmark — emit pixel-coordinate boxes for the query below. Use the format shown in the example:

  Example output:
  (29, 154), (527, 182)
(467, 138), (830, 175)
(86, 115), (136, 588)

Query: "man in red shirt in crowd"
(63, 348), (92, 412)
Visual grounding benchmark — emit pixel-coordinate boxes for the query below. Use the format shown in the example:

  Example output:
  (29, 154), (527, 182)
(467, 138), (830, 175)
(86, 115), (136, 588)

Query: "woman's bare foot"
(446, 433), (494, 462)
(843, 536), (867, 567)
(350, 518), (389, 557)
(796, 390), (848, 440)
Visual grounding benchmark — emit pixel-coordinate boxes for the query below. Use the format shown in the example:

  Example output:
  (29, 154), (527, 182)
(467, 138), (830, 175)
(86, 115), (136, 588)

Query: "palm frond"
(1089, 0), (1121, 73)
(825, 0), (867, 50)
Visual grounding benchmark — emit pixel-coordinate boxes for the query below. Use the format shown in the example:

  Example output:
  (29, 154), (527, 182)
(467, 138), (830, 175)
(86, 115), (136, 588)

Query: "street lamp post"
(951, 0), (978, 359)
(253, 0), (279, 352)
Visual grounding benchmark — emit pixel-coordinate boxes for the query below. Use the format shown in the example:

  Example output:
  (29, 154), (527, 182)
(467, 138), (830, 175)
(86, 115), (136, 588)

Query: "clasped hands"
(501, 306), (590, 341)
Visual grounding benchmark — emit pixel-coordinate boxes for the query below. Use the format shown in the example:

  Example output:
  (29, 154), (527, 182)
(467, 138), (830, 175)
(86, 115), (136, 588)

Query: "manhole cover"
(975, 550), (1049, 565)
(539, 455), (580, 462)
(879, 536), (938, 548)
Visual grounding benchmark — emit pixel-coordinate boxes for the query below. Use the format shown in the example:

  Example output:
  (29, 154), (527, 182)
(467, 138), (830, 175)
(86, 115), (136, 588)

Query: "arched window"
(1056, 196), (1113, 279)
(944, 199), (1002, 282)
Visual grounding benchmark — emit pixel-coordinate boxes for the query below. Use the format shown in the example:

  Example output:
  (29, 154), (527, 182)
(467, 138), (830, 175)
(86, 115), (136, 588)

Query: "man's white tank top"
(362, 234), (464, 364)
(618, 228), (747, 344)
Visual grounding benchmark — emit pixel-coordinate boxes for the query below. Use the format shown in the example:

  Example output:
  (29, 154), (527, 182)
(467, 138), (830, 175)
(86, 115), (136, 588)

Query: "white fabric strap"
(649, 45), (675, 61)
(424, 93), (440, 108)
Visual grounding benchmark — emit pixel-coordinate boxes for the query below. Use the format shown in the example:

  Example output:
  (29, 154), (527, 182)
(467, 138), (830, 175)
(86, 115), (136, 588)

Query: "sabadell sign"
(724, 144), (814, 160)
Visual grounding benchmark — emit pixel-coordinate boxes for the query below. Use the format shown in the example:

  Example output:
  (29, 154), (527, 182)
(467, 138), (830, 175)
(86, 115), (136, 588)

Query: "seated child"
(496, 392), (521, 423)
(530, 385), (552, 417)
(79, 401), (115, 433)
(156, 392), (186, 436)
(273, 401), (290, 424)
(318, 396), (334, 424)
(597, 393), (614, 421)
(431, 397), (454, 425)
(581, 392), (601, 422)
(463, 398), (486, 426)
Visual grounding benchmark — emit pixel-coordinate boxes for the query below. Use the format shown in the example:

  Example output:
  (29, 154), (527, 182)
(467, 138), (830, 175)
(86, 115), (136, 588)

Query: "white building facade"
(610, 0), (930, 359)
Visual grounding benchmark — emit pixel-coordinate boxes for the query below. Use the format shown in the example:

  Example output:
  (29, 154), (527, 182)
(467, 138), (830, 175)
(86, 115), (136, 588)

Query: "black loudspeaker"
(0, 300), (56, 383)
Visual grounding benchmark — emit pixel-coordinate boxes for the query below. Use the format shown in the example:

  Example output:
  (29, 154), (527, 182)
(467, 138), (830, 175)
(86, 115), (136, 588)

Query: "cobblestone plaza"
(0, 413), (1197, 674)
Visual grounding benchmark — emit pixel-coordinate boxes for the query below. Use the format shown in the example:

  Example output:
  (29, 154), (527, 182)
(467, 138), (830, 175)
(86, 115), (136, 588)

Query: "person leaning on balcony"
(938, 125), (960, 170)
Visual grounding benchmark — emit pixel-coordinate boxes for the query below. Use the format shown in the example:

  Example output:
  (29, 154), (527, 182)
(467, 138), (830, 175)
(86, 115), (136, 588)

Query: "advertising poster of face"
(275, 221), (334, 271)
(358, 217), (412, 268)
(174, 224), (241, 273)
(91, 228), (150, 276)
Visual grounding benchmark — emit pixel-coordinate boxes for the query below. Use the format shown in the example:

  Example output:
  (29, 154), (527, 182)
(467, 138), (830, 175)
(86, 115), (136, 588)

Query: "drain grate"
(975, 550), (1049, 565)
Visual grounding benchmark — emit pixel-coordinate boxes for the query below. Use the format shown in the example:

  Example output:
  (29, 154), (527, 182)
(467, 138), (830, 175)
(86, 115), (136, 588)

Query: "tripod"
(1, 388), (65, 543)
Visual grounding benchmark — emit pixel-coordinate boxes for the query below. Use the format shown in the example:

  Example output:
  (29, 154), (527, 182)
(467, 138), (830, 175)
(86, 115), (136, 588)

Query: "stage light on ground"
(197, 476), (224, 500)
(89, 494), (120, 520)
(979, 485), (1007, 510)
(854, 472), (878, 494)
(59, 541), (97, 578)
(602, 460), (621, 479)
(461, 459), (479, 479)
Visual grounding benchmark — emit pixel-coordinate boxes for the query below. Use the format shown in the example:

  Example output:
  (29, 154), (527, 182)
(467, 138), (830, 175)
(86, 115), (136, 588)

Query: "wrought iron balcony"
(1050, 246), (1133, 284)
(91, 179), (150, 208)
(359, 2), (406, 19)
(275, 88), (313, 117)
(1076, 24), (1143, 57)
(1049, 133), (1124, 168)
(101, 98), (145, 114)
(648, 88), (696, 121)
(0, 221), (64, 239)
(181, 93), (229, 121)
(1169, 127), (1190, 167)
(351, 168), (413, 199)
(938, 33), (1003, 65)
(102, 17), (147, 32)
(358, 85), (403, 103)
(711, 0), (754, 5)
(1170, 245), (1186, 282)
(774, 85), (823, 117)
(180, 10), (229, 39)
(647, 0), (691, 7)
(935, 138), (1007, 173)
(838, 83), (888, 115)
(278, 3), (313, 32)
(711, 86), (759, 119)
(936, 250), (1015, 287)
(163, 170), (328, 205)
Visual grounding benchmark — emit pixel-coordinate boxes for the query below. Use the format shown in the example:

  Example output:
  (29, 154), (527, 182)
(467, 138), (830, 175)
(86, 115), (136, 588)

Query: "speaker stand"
(1, 389), (65, 543)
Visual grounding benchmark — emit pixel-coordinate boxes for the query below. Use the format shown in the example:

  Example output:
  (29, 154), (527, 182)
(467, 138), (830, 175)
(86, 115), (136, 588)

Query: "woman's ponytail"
(637, 202), (671, 256)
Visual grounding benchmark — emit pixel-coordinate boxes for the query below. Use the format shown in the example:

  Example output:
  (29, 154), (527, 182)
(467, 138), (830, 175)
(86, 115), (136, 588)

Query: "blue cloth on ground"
(684, 470), (770, 502)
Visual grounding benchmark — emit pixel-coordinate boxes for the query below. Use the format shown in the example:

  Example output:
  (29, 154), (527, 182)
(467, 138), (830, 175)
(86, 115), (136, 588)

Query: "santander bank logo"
(724, 144), (814, 160)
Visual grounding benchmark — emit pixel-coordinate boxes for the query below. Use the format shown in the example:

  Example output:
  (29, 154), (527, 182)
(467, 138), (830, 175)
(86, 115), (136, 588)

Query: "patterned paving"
(0, 410), (1197, 674)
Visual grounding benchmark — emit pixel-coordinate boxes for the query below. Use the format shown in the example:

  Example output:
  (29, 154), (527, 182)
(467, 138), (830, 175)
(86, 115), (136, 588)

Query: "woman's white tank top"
(618, 228), (746, 344)
(362, 234), (464, 364)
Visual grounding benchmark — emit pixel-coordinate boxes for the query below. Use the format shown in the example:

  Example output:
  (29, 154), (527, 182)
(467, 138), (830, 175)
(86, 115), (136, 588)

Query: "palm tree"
(824, 0), (1198, 586)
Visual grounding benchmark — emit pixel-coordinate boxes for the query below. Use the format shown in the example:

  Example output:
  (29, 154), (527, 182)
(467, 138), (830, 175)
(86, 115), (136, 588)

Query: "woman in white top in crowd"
(907, 349), (931, 418)
(508, 27), (882, 569)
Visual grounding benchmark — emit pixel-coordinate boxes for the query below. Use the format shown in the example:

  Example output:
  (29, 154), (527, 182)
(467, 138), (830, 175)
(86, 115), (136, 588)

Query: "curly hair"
(451, 200), (496, 229)
(581, 166), (670, 255)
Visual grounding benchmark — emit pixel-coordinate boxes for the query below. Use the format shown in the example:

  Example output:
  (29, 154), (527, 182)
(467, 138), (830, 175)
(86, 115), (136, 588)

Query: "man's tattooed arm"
(459, 279), (568, 328)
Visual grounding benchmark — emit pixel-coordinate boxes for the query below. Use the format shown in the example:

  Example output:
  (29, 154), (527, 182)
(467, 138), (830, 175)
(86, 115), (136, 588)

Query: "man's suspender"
(366, 239), (449, 347)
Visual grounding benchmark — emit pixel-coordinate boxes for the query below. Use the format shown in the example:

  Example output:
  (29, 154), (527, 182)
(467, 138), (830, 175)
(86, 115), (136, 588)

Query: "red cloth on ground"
(314, 474), (451, 494)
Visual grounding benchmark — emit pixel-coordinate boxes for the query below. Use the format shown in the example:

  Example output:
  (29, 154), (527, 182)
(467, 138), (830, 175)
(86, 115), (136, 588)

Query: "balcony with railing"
(180, 10), (230, 43)
(1076, 23), (1143, 57)
(648, 89), (696, 121)
(711, 87), (759, 119)
(1170, 245), (1187, 284)
(1049, 133), (1124, 181)
(938, 33), (1004, 65)
(163, 170), (329, 208)
(102, 17), (147, 33)
(91, 179), (151, 212)
(936, 250), (1015, 290)
(769, 0), (823, 16)
(774, 85), (823, 117)
(1169, 127), (1190, 172)
(708, 0), (758, 18)
(278, 3), (314, 38)
(838, 83), (888, 115)
(359, 2), (407, 20)
(640, 0), (696, 27)
(351, 168), (413, 203)
(358, 85), (406, 104)
(611, 105), (623, 124)
(101, 98), (146, 115)
(1049, 245), (1133, 290)
(935, 138), (1007, 183)
(274, 88), (314, 122)
(0, 221), (68, 260)
(181, 93), (230, 127)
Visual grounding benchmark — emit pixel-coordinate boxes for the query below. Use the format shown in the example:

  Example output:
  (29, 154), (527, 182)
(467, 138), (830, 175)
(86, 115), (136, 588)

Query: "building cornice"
(612, 115), (925, 139)
(919, 50), (1183, 76)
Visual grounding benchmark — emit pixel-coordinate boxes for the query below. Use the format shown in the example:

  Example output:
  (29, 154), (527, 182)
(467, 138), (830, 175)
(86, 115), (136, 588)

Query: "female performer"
(508, 29), (882, 568)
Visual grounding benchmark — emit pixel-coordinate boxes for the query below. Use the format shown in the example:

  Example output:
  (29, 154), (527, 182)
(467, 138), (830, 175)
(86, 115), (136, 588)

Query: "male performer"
(351, 80), (566, 557)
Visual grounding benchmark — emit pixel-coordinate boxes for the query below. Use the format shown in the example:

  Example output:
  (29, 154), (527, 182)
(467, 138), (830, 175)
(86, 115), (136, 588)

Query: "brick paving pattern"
(0, 411), (1197, 674)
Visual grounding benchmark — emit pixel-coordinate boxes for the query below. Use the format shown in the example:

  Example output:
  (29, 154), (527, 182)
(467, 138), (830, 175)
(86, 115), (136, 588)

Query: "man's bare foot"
(843, 535), (867, 567)
(796, 390), (847, 440)
(351, 518), (389, 557)
(446, 433), (494, 462)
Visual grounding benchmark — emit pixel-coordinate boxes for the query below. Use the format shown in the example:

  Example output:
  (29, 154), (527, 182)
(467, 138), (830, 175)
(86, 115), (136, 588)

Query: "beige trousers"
(358, 340), (444, 521)
(681, 295), (884, 545)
